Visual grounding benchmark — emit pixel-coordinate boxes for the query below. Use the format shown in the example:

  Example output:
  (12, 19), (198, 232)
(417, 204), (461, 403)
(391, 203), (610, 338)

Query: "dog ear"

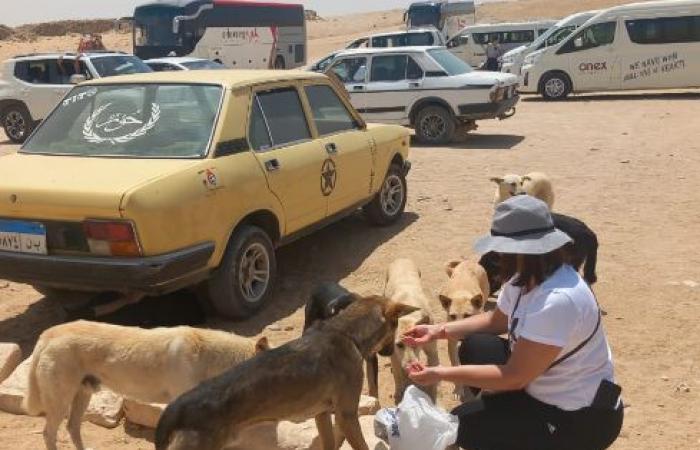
(521, 175), (532, 182)
(490, 177), (504, 184)
(384, 301), (420, 321)
(255, 336), (270, 353)
(439, 294), (452, 311)
(445, 260), (461, 277)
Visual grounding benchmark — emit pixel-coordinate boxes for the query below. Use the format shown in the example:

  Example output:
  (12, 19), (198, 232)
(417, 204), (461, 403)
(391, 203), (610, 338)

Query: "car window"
(304, 84), (358, 136)
(181, 60), (226, 70)
(427, 48), (473, 75)
(330, 57), (368, 83)
(251, 87), (311, 149)
(406, 56), (424, 80)
(149, 63), (180, 72)
(315, 54), (336, 72)
(22, 84), (223, 158)
(249, 97), (272, 151)
(559, 22), (616, 54)
(370, 55), (408, 82)
(14, 60), (51, 84)
(89, 55), (153, 77)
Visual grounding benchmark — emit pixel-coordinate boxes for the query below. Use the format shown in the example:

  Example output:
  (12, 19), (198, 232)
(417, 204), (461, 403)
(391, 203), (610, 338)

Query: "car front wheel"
(2, 104), (33, 143)
(207, 225), (276, 319)
(541, 73), (571, 100)
(415, 105), (456, 145)
(363, 163), (407, 226)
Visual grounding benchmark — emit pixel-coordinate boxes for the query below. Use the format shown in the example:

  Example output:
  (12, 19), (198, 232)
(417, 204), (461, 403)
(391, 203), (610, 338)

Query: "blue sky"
(2, 0), (426, 26)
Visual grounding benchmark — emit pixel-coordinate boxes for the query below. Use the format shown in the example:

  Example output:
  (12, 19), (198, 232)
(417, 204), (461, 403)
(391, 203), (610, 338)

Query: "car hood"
(455, 71), (519, 87)
(503, 45), (528, 58)
(0, 153), (199, 220)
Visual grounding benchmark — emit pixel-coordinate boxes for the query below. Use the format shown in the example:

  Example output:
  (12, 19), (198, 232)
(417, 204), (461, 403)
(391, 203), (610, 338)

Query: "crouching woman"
(403, 196), (623, 450)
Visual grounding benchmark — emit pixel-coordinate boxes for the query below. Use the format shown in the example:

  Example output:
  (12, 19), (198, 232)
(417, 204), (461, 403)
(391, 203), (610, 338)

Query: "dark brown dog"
(155, 295), (418, 450)
(303, 282), (381, 398)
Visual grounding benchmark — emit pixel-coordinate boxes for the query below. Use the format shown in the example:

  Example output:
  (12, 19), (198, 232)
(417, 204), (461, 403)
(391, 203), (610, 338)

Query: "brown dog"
(23, 321), (268, 450)
(384, 259), (441, 402)
(439, 260), (490, 399)
(155, 295), (418, 450)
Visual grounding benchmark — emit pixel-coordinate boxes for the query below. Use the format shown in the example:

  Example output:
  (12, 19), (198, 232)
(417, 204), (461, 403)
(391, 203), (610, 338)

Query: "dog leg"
(365, 356), (379, 399)
(67, 387), (92, 450)
(315, 412), (336, 450)
(42, 410), (63, 450)
(336, 411), (369, 450)
(447, 340), (464, 400)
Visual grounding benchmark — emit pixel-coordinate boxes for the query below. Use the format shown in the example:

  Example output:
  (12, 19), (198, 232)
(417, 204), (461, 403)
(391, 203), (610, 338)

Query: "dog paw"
(452, 385), (465, 401)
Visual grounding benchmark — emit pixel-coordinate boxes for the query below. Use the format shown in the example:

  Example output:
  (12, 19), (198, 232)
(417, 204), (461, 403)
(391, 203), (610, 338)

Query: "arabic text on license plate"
(0, 220), (47, 255)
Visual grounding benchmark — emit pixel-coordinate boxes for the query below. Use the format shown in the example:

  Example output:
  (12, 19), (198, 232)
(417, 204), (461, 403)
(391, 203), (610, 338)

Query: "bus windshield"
(134, 7), (180, 47)
(408, 6), (441, 28)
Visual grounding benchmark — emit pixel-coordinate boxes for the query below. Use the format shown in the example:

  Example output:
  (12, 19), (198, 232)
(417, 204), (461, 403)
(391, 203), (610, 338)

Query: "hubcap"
(420, 113), (447, 140)
(380, 174), (404, 217)
(237, 243), (270, 304)
(545, 78), (566, 98)
(4, 111), (26, 140)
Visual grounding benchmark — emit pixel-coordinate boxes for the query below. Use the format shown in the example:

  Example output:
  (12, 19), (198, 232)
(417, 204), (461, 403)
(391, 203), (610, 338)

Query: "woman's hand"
(405, 361), (442, 386)
(402, 324), (443, 347)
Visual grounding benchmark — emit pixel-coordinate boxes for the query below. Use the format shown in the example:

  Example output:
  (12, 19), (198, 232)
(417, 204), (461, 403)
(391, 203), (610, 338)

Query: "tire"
(2, 104), (33, 143)
(207, 225), (276, 319)
(274, 56), (286, 69)
(415, 105), (456, 145)
(540, 72), (571, 100)
(363, 163), (407, 226)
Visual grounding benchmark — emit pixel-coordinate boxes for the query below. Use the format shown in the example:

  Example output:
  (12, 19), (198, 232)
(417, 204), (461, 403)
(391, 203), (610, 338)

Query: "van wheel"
(541, 73), (571, 100)
(207, 225), (276, 319)
(2, 104), (33, 143)
(415, 105), (455, 145)
(274, 56), (286, 69)
(363, 164), (407, 226)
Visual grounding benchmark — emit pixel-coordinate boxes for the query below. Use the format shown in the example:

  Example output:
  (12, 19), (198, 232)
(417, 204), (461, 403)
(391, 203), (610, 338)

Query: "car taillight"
(83, 220), (142, 257)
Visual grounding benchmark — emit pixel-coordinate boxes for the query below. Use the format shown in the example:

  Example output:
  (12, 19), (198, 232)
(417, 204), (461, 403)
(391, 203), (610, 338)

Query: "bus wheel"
(274, 56), (286, 69)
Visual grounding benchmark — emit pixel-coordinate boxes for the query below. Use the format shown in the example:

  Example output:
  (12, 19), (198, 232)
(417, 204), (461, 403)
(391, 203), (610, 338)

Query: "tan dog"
(384, 259), (441, 402)
(440, 260), (490, 399)
(491, 172), (555, 209)
(155, 295), (418, 450)
(23, 321), (268, 450)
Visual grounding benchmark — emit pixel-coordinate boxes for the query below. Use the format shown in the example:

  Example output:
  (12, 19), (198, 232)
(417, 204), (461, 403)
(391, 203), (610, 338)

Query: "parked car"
(326, 46), (519, 144)
(0, 70), (411, 319)
(446, 20), (557, 68)
(520, 0), (700, 100)
(0, 52), (152, 143)
(500, 11), (599, 76)
(145, 57), (226, 71)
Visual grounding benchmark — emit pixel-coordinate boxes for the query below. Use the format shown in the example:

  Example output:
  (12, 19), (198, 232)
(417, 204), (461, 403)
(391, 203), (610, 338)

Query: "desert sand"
(1, 1), (699, 449)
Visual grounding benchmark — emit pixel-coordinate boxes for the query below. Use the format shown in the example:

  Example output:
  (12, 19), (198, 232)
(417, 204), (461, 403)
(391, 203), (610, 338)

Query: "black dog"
(479, 212), (599, 294)
(304, 282), (381, 398)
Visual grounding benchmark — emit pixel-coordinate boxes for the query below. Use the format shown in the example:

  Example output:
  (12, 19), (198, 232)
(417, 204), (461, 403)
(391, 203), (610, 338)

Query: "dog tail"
(154, 403), (178, 450)
(23, 336), (49, 416)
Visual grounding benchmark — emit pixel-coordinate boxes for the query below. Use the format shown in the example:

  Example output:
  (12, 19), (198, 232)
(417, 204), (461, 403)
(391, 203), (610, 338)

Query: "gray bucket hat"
(474, 195), (572, 255)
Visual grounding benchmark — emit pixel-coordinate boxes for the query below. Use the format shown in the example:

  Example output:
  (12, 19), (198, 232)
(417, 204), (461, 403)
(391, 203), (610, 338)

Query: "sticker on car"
(83, 102), (161, 145)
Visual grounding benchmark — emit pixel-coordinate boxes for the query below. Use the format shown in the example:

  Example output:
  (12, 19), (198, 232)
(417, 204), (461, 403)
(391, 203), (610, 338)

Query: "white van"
(346, 29), (446, 49)
(447, 21), (557, 68)
(500, 11), (599, 75)
(520, 0), (700, 99)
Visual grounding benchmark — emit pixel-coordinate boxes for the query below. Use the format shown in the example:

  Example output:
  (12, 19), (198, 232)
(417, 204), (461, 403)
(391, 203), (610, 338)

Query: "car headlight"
(523, 53), (542, 66)
(501, 54), (515, 64)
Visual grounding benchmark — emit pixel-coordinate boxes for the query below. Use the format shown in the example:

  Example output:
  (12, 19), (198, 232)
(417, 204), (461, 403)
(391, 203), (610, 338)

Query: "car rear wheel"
(2, 104), (33, 143)
(207, 225), (276, 319)
(541, 73), (571, 100)
(415, 105), (455, 145)
(363, 163), (407, 226)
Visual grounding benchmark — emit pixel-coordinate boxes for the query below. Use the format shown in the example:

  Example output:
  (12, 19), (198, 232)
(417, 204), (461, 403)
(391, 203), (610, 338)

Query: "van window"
(330, 57), (368, 83)
(626, 16), (700, 44)
(371, 32), (435, 48)
(370, 55), (408, 82)
(559, 22), (616, 54)
(473, 30), (535, 45)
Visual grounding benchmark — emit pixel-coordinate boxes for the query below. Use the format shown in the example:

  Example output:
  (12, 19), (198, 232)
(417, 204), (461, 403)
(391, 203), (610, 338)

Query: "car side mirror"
(574, 37), (584, 48)
(70, 74), (87, 84)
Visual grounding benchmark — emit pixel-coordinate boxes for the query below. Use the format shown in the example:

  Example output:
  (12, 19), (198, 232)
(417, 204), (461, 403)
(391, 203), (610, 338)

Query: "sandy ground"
(1, 1), (700, 449)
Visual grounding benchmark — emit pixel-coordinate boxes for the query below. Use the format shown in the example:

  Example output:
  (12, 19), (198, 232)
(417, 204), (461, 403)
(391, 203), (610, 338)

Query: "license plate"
(0, 220), (47, 255)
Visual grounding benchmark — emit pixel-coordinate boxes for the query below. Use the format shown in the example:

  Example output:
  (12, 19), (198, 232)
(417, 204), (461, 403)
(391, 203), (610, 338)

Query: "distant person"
(485, 36), (503, 71)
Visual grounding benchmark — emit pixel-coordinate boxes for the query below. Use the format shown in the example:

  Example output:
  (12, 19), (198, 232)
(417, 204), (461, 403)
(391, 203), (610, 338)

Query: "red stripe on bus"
(213, 0), (303, 8)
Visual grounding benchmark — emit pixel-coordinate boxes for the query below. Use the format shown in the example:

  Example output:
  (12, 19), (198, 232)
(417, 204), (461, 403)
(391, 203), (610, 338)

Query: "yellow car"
(0, 70), (410, 318)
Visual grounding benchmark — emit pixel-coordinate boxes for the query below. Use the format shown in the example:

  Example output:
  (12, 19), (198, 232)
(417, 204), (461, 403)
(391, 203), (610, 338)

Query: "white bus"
(500, 11), (599, 75)
(447, 20), (557, 68)
(133, 0), (306, 69)
(520, 0), (700, 99)
(404, 1), (476, 41)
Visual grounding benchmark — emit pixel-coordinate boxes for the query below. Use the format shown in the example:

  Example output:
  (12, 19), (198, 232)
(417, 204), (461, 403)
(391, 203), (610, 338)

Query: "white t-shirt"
(497, 265), (615, 411)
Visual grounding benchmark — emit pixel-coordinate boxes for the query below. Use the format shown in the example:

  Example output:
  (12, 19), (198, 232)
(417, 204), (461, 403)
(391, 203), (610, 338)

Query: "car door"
(362, 54), (422, 123)
(328, 56), (369, 114)
(249, 85), (328, 234)
(302, 83), (373, 213)
(558, 21), (622, 91)
(14, 59), (72, 119)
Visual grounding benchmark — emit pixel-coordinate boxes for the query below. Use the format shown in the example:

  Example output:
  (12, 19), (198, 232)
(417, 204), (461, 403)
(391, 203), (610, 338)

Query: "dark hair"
(499, 248), (565, 288)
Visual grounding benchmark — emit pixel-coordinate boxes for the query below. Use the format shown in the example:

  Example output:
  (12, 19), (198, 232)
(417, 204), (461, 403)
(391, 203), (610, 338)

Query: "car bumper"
(457, 95), (520, 120)
(0, 242), (215, 294)
(519, 65), (539, 93)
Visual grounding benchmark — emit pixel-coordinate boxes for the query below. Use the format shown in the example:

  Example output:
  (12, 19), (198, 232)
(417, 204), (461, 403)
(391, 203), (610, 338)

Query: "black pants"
(485, 58), (500, 71)
(453, 334), (624, 450)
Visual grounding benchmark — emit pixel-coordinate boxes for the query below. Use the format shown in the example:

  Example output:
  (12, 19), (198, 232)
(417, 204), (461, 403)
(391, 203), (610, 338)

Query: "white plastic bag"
(374, 385), (459, 450)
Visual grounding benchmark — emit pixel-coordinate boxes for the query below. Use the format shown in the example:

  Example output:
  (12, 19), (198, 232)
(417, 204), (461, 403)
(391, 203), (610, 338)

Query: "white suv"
(0, 52), (152, 143)
(327, 46), (519, 144)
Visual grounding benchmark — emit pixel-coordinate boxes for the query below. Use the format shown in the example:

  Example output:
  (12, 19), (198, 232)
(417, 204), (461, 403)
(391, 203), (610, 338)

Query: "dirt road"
(1, 89), (699, 449)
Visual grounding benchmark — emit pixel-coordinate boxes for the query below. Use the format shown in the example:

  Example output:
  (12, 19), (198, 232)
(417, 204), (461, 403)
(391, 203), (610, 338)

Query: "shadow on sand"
(523, 91), (700, 103)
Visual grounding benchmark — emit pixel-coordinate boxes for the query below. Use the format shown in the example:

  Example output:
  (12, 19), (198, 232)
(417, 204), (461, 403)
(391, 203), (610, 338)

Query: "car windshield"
(535, 25), (577, 49)
(181, 60), (226, 70)
(427, 48), (473, 75)
(90, 56), (153, 77)
(22, 84), (223, 158)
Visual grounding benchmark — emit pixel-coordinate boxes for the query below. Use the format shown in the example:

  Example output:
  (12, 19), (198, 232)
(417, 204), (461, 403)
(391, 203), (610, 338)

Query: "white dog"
(24, 321), (269, 450)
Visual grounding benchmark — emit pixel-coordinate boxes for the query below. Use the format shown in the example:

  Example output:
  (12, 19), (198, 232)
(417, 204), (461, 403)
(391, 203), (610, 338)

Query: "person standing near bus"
(485, 36), (503, 71)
